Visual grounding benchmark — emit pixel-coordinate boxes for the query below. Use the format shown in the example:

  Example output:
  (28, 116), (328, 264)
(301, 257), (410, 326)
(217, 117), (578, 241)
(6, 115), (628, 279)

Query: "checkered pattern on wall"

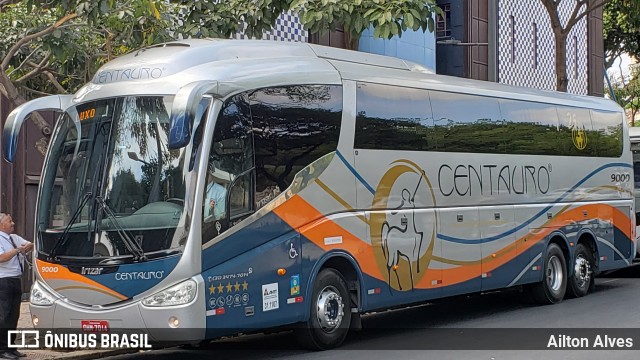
(498, 0), (587, 95)
(234, 11), (308, 42)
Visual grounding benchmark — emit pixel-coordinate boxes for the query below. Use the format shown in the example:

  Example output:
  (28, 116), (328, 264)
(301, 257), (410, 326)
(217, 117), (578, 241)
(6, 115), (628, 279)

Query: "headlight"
(31, 281), (56, 306)
(142, 279), (197, 307)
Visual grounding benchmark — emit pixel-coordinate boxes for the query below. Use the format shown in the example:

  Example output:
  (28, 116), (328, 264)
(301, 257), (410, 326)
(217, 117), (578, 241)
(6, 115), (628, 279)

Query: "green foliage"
(603, 0), (640, 68)
(610, 65), (640, 126)
(1, 0), (441, 102)
(169, 0), (292, 40)
(289, 0), (441, 47)
(0, 0), (173, 98)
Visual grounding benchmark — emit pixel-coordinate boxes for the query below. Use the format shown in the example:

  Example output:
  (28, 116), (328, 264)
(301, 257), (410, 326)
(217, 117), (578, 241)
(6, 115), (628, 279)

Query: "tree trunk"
(553, 32), (568, 92)
(343, 31), (360, 51)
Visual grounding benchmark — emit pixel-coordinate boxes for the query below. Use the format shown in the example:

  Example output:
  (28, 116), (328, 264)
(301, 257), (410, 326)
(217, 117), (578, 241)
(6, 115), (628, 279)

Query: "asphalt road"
(104, 263), (640, 360)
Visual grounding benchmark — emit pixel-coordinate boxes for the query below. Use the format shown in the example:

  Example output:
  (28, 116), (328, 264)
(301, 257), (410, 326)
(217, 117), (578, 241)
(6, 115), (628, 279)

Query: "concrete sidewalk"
(15, 301), (139, 360)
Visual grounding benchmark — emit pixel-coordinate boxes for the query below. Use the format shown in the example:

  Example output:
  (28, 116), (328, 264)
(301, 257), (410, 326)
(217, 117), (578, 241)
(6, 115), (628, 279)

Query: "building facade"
(250, 1), (604, 97)
(436, 0), (604, 96)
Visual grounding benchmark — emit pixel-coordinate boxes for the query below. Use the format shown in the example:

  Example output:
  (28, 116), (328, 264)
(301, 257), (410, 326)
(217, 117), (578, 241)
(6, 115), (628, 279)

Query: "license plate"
(81, 320), (109, 332)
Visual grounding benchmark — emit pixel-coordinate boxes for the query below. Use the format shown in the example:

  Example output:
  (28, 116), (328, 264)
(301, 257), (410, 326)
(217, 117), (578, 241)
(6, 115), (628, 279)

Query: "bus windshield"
(38, 96), (188, 262)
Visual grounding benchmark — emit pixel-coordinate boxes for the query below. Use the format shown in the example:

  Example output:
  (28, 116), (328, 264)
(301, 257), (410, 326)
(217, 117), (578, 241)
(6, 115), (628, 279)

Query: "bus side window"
(589, 109), (623, 158)
(250, 85), (342, 209)
(354, 82), (431, 151)
(555, 106), (596, 156)
(498, 99), (560, 155)
(202, 94), (254, 243)
(429, 91), (502, 153)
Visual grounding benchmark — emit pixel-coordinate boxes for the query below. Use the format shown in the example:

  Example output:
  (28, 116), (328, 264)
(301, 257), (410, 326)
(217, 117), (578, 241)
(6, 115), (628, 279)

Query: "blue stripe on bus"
(201, 212), (296, 270)
(436, 162), (632, 244)
(86, 255), (180, 297)
(332, 152), (629, 244)
(336, 150), (375, 195)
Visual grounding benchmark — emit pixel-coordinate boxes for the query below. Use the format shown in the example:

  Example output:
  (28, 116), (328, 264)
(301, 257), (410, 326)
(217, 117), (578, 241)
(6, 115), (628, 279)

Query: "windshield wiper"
(50, 191), (92, 258)
(95, 196), (146, 261)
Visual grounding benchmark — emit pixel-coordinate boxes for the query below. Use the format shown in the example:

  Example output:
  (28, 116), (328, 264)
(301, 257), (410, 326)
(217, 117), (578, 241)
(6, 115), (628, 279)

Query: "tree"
(0, 0), (173, 149)
(610, 64), (640, 125)
(174, 0), (441, 51)
(603, 0), (640, 68)
(540, 0), (610, 92)
(289, 0), (441, 50)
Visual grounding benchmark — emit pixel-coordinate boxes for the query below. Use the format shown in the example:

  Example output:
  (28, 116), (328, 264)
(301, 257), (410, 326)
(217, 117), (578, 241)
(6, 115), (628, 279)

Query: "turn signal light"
(169, 316), (180, 328)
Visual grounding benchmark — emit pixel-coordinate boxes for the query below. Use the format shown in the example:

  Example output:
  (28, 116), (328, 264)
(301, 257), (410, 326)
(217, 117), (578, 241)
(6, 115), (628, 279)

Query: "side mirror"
(168, 81), (218, 149)
(2, 95), (73, 163)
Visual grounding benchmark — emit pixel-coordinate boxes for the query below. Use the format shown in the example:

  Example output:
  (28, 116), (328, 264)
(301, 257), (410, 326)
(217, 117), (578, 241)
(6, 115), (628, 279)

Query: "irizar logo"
(81, 267), (104, 275)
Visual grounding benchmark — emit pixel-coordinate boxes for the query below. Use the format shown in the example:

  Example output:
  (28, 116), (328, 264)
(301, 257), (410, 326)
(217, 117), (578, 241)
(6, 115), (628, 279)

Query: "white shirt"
(0, 231), (28, 278)
(205, 182), (227, 220)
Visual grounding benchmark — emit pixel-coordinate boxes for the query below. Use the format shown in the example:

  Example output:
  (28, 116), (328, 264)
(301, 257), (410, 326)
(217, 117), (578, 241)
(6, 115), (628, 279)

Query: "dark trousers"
(0, 277), (21, 351)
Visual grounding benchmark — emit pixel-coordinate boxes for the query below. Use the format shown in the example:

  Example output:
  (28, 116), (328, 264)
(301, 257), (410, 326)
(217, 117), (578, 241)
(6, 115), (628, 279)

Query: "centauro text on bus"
(3, 39), (635, 350)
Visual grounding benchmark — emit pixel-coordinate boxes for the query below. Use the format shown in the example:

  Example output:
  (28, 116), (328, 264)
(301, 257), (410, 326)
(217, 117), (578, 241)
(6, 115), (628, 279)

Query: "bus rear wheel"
(296, 268), (351, 350)
(530, 243), (567, 304)
(567, 243), (594, 298)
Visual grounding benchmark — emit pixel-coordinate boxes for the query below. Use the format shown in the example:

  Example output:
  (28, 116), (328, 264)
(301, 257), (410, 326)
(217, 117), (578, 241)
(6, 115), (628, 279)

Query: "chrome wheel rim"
(546, 255), (564, 292)
(573, 254), (591, 289)
(316, 285), (344, 332)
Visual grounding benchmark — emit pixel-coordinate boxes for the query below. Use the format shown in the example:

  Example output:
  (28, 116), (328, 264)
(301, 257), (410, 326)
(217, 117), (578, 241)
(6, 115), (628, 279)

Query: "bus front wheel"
(296, 268), (351, 350)
(530, 243), (567, 304)
(567, 243), (594, 298)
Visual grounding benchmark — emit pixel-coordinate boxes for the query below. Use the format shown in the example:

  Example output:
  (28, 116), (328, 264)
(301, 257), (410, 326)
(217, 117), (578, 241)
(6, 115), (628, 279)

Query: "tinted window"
(499, 100), (560, 155)
(250, 85), (342, 208)
(202, 94), (254, 242)
(590, 110), (623, 157)
(429, 91), (502, 153)
(355, 83), (431, 150)
(355, 83), (622, 158)
(556, 106), (597, 156)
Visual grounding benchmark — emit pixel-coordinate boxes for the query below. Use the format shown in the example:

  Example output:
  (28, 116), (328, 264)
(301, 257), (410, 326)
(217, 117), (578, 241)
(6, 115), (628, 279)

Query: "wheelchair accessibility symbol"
(289, 243), (298, 259)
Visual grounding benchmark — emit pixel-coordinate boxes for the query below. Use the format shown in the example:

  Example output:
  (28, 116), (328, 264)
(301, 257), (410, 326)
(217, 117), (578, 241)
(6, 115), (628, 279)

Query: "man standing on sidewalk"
(0, 213), (32, 360)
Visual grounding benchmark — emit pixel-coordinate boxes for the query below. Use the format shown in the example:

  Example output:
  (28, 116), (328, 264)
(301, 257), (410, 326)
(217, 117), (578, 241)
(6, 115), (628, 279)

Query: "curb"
(20, 348), (140, 360)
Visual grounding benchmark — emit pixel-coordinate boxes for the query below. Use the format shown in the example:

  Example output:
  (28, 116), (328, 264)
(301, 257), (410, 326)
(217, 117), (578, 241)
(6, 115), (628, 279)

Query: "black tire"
(530, 243), (567, 304)
(567, 243), (594, 298)
(295, 268), (352, 350)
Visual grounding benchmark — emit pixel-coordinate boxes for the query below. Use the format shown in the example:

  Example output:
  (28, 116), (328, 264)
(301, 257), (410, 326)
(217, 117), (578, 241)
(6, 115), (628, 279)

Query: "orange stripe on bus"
(36, 259), (128, 300)
(273, 195), (384, 281)
(417, 204), (632, 288)
(275, 198), (632, 290)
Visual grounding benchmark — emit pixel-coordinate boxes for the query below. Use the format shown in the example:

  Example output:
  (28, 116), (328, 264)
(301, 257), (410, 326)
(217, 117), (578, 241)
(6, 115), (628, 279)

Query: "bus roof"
(75, 39), (621, 113)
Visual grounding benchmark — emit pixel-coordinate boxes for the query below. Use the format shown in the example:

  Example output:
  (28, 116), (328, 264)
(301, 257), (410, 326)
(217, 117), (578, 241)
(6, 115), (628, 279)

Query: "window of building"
(436, 3), (452, 40)
(574, 36), (578, 79)
(510, 16), (516, 63)
(532, 22), (538, 69)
